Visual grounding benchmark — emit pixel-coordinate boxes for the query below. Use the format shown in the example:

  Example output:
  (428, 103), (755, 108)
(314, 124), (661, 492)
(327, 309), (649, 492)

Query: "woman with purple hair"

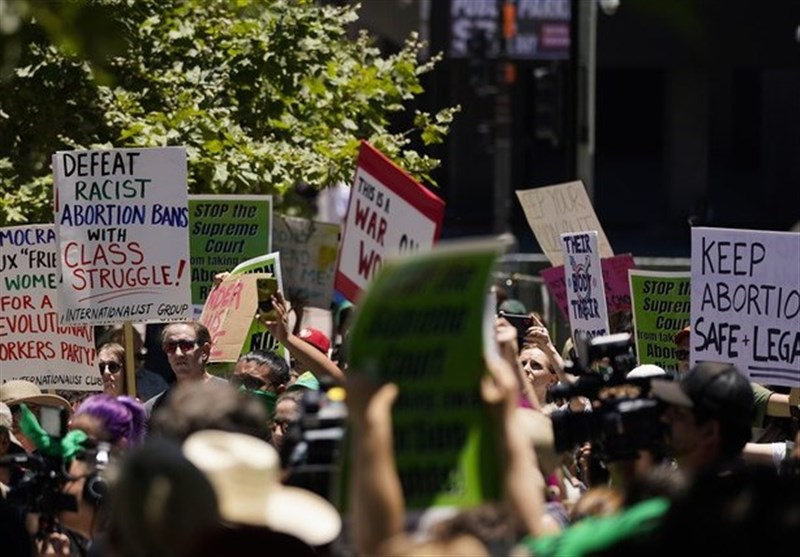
(69, 394), (146, 449)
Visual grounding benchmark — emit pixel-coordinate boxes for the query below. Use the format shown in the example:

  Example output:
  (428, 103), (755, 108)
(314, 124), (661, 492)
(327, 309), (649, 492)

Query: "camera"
(550, 333), (666, 462)
(281, 385), (347, 499)
(1, 406), (111, 538)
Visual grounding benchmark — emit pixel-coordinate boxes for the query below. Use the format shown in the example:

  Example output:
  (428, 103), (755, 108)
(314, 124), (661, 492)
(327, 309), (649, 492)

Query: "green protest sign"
(629, 270), (690, 372)
(188, 195), (272, 311)
(346, 238), (506, 510)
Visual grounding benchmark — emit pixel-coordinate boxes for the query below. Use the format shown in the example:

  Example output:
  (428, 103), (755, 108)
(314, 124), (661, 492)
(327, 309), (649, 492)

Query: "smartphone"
(39, 406), (67, 439)
(256, 277), (278, 320)
(498, 311), (533, 343)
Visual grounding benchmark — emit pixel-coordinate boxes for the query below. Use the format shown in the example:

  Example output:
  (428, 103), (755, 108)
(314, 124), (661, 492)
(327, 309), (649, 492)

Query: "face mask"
(239, 386), (277, 418)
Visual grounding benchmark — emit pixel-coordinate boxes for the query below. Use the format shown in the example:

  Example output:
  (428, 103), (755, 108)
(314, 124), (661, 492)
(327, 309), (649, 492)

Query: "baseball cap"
(297, 328), (331, 355)
(498, 298), (527, 315)
(650, 362), (754, 423)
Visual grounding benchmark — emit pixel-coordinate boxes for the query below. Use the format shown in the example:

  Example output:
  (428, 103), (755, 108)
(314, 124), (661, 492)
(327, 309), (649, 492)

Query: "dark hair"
(160, 321), (212, 348)
(237, 350), (291, 388)
(149, 382), (270, 443)
(74, 394), (146, 447)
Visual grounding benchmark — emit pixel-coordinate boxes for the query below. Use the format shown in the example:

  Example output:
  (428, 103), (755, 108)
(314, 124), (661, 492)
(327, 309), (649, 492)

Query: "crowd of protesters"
(1, 279), (799, 556)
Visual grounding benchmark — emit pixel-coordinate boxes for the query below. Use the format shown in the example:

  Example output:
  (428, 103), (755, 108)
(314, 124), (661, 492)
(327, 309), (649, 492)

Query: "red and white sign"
(334, 142), (445, 302)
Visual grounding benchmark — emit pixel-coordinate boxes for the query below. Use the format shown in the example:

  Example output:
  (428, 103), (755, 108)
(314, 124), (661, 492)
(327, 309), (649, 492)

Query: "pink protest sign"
(335, 141), (445, 302)
(541, 253), (635, 321)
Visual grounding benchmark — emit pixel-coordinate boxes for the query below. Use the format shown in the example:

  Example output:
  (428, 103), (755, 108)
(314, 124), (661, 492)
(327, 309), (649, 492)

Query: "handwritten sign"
(691, 227), (800, 388)
(516, 181), (613, 266)
(229, 252), (287, 358)
(346, 238), (506, 509)
(199, 274), (265, 363)
(541, 253), (635, 320)
(629, 270), (690, 372)
(335, 141), (445, 302)
(188, 195), (272, 312)
(561, 231), (609, 352)
(53, 147), (191, 325)
(272, 215), (340, 309)
(0, 225), (98, 390)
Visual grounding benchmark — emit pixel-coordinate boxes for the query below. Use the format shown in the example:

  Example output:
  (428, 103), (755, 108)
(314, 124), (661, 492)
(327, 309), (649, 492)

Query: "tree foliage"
(0, 0), (457, 225)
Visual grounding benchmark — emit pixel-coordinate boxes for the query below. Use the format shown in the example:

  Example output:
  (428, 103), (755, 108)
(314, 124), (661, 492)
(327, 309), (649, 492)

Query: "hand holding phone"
(256, 277), (279, 321)
(498, 310), (533, 345)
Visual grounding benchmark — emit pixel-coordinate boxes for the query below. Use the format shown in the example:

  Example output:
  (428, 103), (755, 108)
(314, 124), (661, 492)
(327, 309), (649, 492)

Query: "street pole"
(575, 0), (597, 202)
(493, 0), (514, 234)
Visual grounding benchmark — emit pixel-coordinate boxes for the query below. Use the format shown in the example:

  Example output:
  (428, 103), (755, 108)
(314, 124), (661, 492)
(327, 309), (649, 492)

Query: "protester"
(143, 321), (226, 419)
(182, 429), (342, 548)
(260, 290), (345, 385)
(0, 380), (72, 453)
(69, 394), (146, 449)
(230, 349), (292, 418)
(148, 381), (270, 443)
(105, 439), (221, 557)
(102, 326), (169, 401)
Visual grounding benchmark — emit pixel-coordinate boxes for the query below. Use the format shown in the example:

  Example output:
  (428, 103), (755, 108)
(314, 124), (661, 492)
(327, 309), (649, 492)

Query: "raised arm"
(346, 375), (406, 556)
(261, 291), (346, 384)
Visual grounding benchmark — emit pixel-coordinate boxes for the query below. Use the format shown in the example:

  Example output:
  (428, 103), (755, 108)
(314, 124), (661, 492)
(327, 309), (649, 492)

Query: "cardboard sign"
(561, 231), (610, 352)
(691, 227), (800, 388)
(629, 270), (690, 372)
(541, 253), (635, 320)
(516, 181), (613, 266)
(335, 141), (445, 302)
(346, 238), (506, 510)
(0, 225), (98, 390)
(199, 273), (271, 363)
(229, 252), (287, 357)
(53, 147), (191, 325)
(188, 195), (272, 311)
(272, 215), (340, 309)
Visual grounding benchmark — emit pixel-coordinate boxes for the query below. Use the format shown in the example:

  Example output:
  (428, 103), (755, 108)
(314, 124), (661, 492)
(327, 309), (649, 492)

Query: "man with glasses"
(673, 325), (797, 440)
(143, 321), (227, 420)
(230, 350), (291, 419)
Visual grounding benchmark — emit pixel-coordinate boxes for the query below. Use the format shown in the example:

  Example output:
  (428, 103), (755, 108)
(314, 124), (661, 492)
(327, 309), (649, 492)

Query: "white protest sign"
(335, 141), (445, 302)
(273, 215), (340, 309)
(516, 181), (613, 266)
(53, 147), (191, 325)
(0, 225), (98, 390)
(691, 227), (800, 388)
(561, 231), (610, 353)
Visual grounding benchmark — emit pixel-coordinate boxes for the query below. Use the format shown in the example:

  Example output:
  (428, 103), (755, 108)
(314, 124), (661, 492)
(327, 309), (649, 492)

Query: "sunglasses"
(230, 373), (269, 391)
(98, 361), (122, 374)
(675, 349), (690, 361)
(163, 339), (199, 354)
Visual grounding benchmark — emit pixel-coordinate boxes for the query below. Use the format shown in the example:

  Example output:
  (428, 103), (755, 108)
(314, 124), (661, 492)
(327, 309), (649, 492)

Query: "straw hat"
(183, 430), (342, 546)
(0, 380), (72, 412)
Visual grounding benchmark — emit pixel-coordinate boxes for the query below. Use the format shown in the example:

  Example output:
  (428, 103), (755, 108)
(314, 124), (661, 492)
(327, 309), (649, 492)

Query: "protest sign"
(272, 215), (340, 309)
(346, 238), (506, 509)
(229, 252), (287, 357)
(335, 141), (445, 302)
(53, 147), (191, 325)
(541, 253), (635, 320)
(691, 227), (800, 388)
(561, 231), (610, 353)
(629, 270), (690, 372)
(188, 195), (272, 312)
(516, 180), (613, 266)
(199, 273), (268, 363)
(0, 225), (98, 390)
